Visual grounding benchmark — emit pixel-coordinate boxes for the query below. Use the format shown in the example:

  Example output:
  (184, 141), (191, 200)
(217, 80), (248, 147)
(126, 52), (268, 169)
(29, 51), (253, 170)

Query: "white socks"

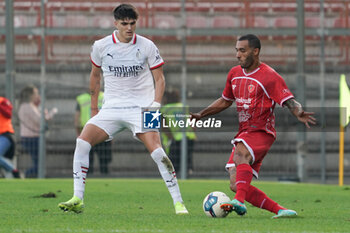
(72, 141), (182, 204)
(151, 147), (183, 204)
(73, 138), (91, 200)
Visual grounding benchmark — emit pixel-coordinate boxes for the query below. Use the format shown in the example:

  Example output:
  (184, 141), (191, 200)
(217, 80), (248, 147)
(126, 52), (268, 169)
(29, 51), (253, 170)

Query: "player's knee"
(230, 182), (237, 193)
(233, 151), (251, 165)
(75, 138), (92, 155)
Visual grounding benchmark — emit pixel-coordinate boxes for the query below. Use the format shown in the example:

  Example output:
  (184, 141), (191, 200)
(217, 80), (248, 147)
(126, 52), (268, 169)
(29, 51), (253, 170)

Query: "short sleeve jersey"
(90, 31), (164, 108)
(222, 63), (294, 137)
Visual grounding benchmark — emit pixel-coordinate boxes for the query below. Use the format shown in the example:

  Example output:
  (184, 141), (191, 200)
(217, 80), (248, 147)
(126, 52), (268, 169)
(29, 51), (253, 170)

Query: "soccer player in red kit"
(191, 34), (316, 218)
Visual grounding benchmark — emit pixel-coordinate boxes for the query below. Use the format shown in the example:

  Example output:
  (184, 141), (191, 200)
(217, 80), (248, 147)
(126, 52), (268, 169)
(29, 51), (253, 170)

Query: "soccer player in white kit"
(58, 4), (188, 215)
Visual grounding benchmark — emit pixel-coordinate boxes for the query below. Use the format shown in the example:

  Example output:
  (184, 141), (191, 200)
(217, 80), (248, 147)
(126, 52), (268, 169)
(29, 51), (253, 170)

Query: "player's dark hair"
(238, 34), (261, 50)
(113, 4), (139, 21)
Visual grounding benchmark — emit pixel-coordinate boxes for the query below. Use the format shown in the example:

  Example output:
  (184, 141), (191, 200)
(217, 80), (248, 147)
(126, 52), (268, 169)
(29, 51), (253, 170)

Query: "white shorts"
(86, 107), (157, 140)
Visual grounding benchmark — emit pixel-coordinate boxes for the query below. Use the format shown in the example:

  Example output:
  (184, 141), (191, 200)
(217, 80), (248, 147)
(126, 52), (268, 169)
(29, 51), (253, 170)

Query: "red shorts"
(225, 130), (275, 178)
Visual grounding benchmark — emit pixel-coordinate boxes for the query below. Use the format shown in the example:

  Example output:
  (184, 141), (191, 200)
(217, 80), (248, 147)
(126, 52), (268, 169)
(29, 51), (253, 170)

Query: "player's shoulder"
(260, 63), (283, 78)
(228, 65), (243, 77)
(135, 34), (156, 46)
(93, 34), (113, 47)
(260, 63), (277, 74)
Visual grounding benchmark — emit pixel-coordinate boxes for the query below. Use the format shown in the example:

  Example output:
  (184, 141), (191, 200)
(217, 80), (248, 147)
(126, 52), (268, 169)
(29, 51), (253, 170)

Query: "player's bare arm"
(283, 98), (316, 128)
(191, 97), (233, 120)
(151, 66), (165, 105)
(90, 64), (101, 117)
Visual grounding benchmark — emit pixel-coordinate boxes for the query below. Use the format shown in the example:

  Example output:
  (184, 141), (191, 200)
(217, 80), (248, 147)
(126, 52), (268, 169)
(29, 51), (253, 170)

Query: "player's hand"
(150, 101), (161, 109)
(147, 101), (161, 112)
(297, 111), (316, 128)
(190, 112), (201, 121)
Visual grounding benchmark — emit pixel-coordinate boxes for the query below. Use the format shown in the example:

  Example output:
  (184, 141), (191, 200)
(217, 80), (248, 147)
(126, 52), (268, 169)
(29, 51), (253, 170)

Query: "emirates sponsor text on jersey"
(108, 65), (144, 77)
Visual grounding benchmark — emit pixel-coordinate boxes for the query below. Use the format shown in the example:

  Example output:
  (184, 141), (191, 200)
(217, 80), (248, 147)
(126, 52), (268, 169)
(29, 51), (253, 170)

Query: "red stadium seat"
(14, 15), (26, 28)
(151, 2), (181, 12)
(64, 15), (89, 28)
(305, 17), (322, 41)
(248, 2), (270, 12)
(212, 16), (236, 42)
(324, 2), (344, 13)
(250, 16), (269, 40)
(186, 15), (207, 28)
(305, 17), (321, 28)
(274, 16), (296, 28)
(154, 15), (177, 29)
(92, 15), (114, 29)
(151, 15), (178, 42)
(333, 17), (350, 28)
(252, 16), (269, 28)
(304, 2), (320, 12)
(212, 2), (242, 12)
(332, 17), (350, 42)
(48, 14), (65, 27)
(273, 17), (296, 41)
(212, 16), (236, 28)
(186, 15), (208, 41)
(272, 2), (296, 13)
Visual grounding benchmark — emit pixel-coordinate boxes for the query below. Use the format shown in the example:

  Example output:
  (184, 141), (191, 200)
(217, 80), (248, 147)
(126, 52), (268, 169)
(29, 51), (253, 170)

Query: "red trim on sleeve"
(150, 62), (164, 70)
(91, 59), (101, 68)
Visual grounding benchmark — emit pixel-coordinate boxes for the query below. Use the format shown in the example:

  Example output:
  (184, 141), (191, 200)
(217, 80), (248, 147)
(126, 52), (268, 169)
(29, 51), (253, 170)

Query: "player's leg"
(137, 131), (188, 214)
(74, 124), (108, 198)
(58, 124), (108, 213)
(223, 146), (295, 217)
(232, 142), (254, 203)
(221, 142), (252, 215)
(0, 135), (19, 178)
(225, 165), (296, 218)
(220, 141), (254, 215)
(245, 184), (296, 218)
(220, 162), (249, 215)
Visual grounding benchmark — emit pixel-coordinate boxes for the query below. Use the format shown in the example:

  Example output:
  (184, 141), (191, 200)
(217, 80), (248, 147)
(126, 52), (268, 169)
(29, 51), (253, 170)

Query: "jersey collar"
(242, 64), (262, 76)
(112, 30), (137, 45)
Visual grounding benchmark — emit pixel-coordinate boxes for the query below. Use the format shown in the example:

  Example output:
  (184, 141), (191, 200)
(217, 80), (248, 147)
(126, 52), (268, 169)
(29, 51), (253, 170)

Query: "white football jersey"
(90, 30), (164, 108)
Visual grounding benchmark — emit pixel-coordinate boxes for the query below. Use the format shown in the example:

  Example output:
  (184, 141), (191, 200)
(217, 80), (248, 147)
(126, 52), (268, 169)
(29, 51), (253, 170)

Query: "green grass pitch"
(0, 178), (349, 233)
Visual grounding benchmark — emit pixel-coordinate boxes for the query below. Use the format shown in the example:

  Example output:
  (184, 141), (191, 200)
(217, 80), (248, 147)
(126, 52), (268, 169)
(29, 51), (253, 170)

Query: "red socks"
(245, 185), (286, 214)
(234, 164), (253, 203)
(234, 163), (286, 214)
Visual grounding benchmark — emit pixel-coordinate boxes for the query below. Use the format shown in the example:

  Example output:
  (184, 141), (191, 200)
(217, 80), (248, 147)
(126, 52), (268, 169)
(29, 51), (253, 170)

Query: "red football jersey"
(222, 63), (294, 137)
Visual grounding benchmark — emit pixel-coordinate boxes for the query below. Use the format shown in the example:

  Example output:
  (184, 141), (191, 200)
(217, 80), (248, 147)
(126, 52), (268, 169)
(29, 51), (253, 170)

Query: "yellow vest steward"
(76, 92), (104, 127)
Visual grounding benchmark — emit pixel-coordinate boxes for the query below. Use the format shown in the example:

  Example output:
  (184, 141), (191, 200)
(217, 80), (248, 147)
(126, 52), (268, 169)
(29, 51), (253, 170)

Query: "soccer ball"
(203, 191), (231, 218)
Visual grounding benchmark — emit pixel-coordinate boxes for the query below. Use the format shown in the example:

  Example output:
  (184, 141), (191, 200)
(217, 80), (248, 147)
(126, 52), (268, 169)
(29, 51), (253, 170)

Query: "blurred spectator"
(75, 91), (112, 174)
(0, 97), (20, 178)
(18, 85), (56, 177)
(161, 89), (196, 175)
